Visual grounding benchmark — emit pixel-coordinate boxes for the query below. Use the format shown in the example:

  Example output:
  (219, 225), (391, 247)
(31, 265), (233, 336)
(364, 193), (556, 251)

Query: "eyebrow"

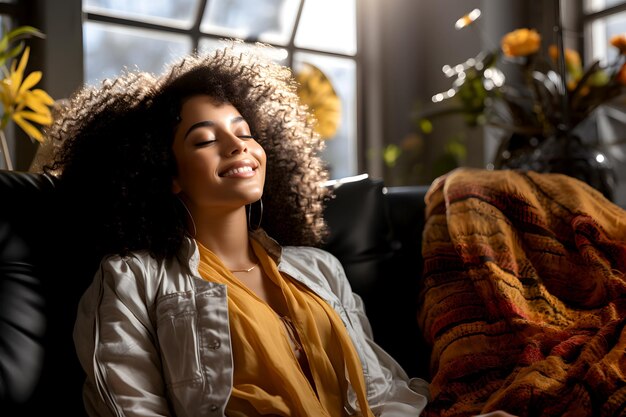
(183, 116), (246, 140)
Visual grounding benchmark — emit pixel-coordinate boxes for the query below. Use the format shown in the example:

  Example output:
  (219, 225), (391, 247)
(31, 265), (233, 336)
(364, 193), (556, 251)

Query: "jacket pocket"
(155, 283), (231, 392)
(156, 290), (203, 387)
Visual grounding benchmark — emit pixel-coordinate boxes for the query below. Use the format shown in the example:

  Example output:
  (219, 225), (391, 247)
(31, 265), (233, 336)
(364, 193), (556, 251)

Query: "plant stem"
(0, 129), (13, 170)
(554, 0), (570, 133)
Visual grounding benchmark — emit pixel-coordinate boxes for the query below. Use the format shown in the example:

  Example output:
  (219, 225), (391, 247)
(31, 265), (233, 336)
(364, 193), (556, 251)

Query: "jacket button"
(209, 340), (221, 349)
(210, 404), (218, 412)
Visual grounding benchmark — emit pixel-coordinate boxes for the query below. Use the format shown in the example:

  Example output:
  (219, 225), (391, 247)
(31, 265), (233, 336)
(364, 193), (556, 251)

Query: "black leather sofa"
(0, 169), (430, 414)
(322, 175), (431, 380)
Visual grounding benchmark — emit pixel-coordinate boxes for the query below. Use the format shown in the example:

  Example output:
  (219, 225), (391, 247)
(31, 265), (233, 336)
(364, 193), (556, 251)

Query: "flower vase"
(494, 133), (616, 201)
(493, 133), (541, 171)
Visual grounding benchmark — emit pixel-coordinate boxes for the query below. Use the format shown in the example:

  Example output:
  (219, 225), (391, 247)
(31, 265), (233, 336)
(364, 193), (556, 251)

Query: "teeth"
(223, 166), (254, 177)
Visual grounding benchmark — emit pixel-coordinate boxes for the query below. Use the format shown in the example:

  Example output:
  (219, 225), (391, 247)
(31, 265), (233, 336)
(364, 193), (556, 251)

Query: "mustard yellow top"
(196, 238), (374, 417)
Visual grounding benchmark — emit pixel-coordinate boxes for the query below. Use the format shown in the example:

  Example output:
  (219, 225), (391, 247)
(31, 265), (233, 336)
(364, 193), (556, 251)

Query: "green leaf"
(419, 118), (433, 134)
(3, 26), (45, 43)
(446, 141), (467, 159)
(587, 70), (609, 86)
(0, 41), (25, 68)
(383, 144), (401, 167)
(0, 26), (44, 60)
(570, 60), (601, 98)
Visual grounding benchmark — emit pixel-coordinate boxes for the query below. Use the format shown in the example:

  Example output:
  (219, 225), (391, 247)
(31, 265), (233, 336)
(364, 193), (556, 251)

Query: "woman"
(45, 44), (429, 416)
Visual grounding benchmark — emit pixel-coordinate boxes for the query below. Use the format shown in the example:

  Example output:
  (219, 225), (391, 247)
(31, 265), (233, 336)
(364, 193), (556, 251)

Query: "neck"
(190, 205), (255, 270)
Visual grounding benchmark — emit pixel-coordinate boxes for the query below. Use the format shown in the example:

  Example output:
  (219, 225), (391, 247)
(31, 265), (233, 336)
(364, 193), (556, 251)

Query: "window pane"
(200, 0), (301, 45)
(84, 21), (192, 85)
(586, 11), (626, 64)
(83, 0), (200, 29)
(294, 52), (357, 179)
(585, 0), (626, 13)
(0, 14), (13, 34)
(295, 0), (356, 55)
(198, 38), (289, 65)
(584, 12), (626, 207)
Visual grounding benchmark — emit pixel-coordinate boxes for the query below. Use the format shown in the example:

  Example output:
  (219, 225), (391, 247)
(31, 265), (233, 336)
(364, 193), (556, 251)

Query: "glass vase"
(494, 133), (616, 201)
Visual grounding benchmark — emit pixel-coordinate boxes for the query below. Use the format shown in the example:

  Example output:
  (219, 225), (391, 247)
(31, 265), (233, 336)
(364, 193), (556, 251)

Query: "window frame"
(580, 0), (626, 207)
(83, 0), (367, 176)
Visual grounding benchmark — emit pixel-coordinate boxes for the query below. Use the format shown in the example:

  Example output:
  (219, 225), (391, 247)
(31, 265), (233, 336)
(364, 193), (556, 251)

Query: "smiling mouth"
(221, 165), (256, 177)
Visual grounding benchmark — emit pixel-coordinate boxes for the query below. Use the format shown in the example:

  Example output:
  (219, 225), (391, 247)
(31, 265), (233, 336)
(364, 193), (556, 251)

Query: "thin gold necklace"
(229, 263), (258, 273)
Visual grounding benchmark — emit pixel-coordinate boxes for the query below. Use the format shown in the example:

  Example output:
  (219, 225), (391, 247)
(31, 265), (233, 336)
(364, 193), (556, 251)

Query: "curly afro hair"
(46, 43), (330, 260)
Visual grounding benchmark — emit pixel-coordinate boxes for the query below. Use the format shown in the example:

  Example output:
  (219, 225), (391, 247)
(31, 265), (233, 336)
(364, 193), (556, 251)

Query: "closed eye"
(194, 140), (216, 147)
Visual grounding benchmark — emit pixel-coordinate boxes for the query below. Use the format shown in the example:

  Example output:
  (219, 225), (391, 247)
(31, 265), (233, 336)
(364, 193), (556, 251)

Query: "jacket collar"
(177, 228), (283, 275)
(249, 228), (282, 261)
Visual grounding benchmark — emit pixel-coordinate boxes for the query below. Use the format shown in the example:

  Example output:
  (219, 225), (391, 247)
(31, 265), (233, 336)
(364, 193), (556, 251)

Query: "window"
(0, 1), (20, 169)
(582, 0), (626, 206)
(82, 0), (360, 179)
(584, 0), (626, 63)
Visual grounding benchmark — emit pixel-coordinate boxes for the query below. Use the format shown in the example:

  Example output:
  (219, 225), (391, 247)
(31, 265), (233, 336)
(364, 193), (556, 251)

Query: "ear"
(172, 178), (182, 194)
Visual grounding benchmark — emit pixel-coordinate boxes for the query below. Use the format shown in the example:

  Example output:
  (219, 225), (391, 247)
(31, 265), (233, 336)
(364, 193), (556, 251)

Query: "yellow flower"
(0, 46), (53, 142)
(296, 63), (341, 140)
(610, 33), (626, 55)
(501, 28), (541, 57)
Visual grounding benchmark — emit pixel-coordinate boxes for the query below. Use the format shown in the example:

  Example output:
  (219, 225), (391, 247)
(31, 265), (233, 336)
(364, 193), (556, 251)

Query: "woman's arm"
(73, 256), (171, 417)
(321, 250), (429, 416)
(348, 289), (430, 416)
(322, 254), (519, 417)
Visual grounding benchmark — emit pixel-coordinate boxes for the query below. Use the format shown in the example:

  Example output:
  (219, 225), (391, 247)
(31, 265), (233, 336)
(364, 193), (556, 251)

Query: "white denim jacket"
(73, 229), (429, 417)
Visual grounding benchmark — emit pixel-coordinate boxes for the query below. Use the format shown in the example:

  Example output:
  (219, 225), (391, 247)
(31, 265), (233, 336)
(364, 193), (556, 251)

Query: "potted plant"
(416, 7), (626, 200)
(0, 25), (53, 170)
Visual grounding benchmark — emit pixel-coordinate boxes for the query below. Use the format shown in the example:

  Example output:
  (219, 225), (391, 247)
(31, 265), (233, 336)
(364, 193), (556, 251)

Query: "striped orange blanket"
(418, 168), (626, 417)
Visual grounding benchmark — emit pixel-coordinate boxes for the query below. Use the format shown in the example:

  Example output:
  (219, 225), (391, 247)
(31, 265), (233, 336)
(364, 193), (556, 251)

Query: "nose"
(223, 133), (248, 156)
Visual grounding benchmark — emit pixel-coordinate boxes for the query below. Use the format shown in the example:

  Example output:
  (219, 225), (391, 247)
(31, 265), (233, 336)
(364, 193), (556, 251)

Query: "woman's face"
(171, 95), (266, 212)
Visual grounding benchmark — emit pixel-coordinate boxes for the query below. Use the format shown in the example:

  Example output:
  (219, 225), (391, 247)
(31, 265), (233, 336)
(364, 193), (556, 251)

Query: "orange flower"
(455, 9), (481, 30)
(548, 45), (581, 67)
(501, 28), (541, 57)
(617, 62), (626, 85)
(548, 45), (583, 81)
(610, 33), (626, 55)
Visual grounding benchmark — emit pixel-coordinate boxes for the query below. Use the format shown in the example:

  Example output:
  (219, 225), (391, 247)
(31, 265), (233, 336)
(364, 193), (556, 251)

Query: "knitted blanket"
(418, 168), (626, 417)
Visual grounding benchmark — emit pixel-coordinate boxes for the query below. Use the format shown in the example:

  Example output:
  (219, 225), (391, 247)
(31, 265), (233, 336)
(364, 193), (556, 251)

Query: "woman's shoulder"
(96, 250), (171, 291)
(280, 245), (350, 295)
(94, 249), (189, 306)
(282, 245), (342, 270)
(99, 249), (159, 271)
